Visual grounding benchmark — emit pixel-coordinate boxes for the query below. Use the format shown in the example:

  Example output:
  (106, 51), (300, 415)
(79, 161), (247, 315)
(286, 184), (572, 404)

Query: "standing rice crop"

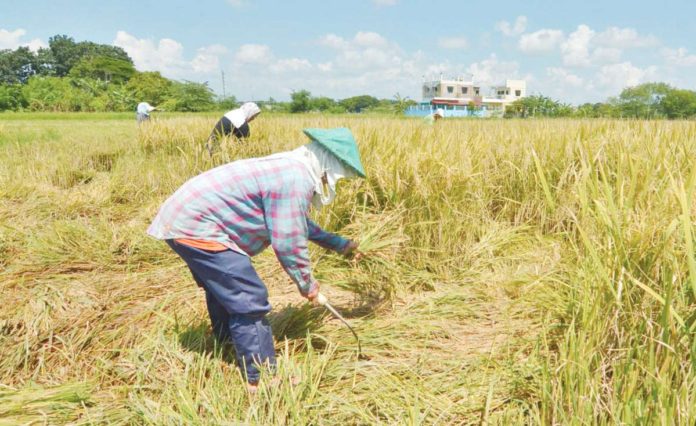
(1, 114), (695, 423)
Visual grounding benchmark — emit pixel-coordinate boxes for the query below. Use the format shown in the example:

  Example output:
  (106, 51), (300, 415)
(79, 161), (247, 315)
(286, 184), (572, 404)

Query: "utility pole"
(221, 70), (226, 99)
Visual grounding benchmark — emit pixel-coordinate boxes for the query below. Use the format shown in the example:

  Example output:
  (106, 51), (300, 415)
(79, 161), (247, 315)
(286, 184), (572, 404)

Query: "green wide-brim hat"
(303, 127), (366, 178)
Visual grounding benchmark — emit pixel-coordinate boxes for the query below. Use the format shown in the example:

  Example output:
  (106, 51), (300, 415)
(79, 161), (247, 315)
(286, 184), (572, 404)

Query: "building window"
(425, 87), (429, 92)
(447, 86), (453, 94)
(515, 90), (521, 96)
(462, 87), (468, 94)
(475, 88), (480, 95)
(506, 90), (509, 95)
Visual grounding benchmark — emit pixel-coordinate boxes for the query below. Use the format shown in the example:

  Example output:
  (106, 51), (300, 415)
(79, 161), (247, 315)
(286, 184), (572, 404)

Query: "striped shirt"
(147, 156), (350, 294)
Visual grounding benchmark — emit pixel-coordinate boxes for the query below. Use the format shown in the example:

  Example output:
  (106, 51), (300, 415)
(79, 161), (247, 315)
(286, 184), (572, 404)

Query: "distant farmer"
(424, 108), (445, 125)
(148, 127), (365, 392)
(136, 102), (157, 123)
(206, 102), (261, 155)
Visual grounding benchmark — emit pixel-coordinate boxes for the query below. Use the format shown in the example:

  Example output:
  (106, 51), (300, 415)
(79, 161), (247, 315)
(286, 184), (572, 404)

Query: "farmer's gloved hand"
(342, 240), (364, 261)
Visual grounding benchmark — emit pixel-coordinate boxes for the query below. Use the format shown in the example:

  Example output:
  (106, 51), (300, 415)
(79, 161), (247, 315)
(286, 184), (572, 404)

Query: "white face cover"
(311, 144), (356, 209)
(267, 142), (356, 210)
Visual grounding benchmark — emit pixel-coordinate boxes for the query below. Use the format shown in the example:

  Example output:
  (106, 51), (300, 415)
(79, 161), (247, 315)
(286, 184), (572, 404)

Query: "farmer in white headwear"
(424, 108), (445, 125)
(148, 127), (365, 392)
(206, 102), (262, 155)
(136, 101), (158, 124)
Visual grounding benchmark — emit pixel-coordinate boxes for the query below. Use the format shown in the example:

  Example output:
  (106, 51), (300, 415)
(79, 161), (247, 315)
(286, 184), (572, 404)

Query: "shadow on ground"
(175, 302), (365, 360)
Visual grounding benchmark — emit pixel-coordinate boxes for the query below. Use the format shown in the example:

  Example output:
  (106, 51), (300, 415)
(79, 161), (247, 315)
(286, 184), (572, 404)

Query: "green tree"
(290, 90), (311, 113)
(125, 71), (172, 106)
(107, 86), (136, 111)
(659, 89), (696, 119)
(611, 82), (673, 118)
(310, 96), (337, 111)
(68, 56), (136, 84)
(0, 84), (26, 110)
(47, 35), (80, 77)
(339, 95), (379, 112)
(21, 76), (88, 111)
(576, 103), (599, 118)
(258, 97), (288, 112)
(392, 93), (416, 114)
(34, 48), (55, 76)
(71, 77), (108, 97)
(162, 80), (215, 112)
(0, 47), (39, 84)
(216, 96), (238, 110)
(48, 35), (133, 77)
(505, 95), (573, 118)
(575, 102), (619, 118)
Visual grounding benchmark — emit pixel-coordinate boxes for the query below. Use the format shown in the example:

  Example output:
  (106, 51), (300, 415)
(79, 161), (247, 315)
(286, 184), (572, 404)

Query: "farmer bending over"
(206, 102), (261, 155)
(136, 101), (157, 123)
(148, 128), (365, 392)
(423, 108), (444, 125)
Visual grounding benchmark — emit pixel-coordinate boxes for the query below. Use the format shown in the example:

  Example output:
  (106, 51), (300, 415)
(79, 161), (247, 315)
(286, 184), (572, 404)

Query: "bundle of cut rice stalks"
(313, 207), (434, 301)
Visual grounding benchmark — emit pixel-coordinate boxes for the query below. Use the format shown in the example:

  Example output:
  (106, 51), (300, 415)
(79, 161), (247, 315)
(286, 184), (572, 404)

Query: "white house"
(407, 76), (527, 117)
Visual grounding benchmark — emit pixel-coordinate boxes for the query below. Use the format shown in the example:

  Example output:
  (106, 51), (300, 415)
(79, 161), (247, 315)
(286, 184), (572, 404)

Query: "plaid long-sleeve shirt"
(147, 156), (350, 294)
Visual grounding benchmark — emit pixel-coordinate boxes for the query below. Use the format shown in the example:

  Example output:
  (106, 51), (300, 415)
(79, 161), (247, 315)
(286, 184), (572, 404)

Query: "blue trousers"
(166, 240), (275, 383)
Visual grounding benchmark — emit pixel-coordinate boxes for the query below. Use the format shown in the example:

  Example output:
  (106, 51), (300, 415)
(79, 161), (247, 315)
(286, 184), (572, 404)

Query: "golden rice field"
(1, 113), (695, 424)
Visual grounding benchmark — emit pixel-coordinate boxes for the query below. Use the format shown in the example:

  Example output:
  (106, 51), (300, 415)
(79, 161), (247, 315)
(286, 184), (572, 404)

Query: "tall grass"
(1, 115), (695, 423)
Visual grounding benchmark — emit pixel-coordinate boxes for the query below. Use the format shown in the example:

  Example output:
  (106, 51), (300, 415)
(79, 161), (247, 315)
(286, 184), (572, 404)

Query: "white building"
(422, 76), (480, 103)
(489, 80), (527, 103)
(407, 76), (527, 117)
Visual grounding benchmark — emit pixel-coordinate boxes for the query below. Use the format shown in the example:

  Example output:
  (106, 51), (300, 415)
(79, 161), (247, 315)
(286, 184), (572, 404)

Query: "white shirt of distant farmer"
(137, 102), (156, 116)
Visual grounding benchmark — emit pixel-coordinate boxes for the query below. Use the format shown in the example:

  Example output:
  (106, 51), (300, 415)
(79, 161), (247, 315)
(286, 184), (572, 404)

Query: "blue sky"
(2, 0), (696, 103)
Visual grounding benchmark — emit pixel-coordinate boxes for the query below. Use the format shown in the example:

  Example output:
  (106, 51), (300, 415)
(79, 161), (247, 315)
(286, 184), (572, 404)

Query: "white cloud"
(594, 27), (658, 49)
(227, 0), (244, 6)
(546, 67), (584, 87)
(518, 29), (564, 53)
(113, 31), (225, 79)
(321, 31), (391, 51)
(591, 47), (622, 64)
(0, 28), (46, 51)
(438, 37), (468, 50)
(318, 62), (333, 72)
(0, 28), (25, 49)
(354, 31), (389, 48)
(466, 54), (521, 87)
(234, 44), (273, 64)
(114, 31), (185, 73)
(557, 25), (658, 67)
(597, 62), (657, 91)
(319, 34), (350, 50)
(270, 58), (312, 74)
(24, 38), (46, 52)
(496, 16), (527, 36)
(227, 31), (436, 100)
(228, 32), (526, 101)
(373, 0), (398, 5)
(192, 44), (228, 73)
(317, 31), (404, 72)
(542, 67), (591, 103)
(560, 25), (595, 67)
(662, 47), (696, 67)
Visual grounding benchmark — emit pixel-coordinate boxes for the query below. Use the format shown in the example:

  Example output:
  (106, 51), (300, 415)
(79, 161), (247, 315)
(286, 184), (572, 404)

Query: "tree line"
(283, 90), (415, 114)
(2, 34), (696, 118)
(0, 34), (413, 114)
(505, 82), (696, 119)
(0, 35), (231, 112)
